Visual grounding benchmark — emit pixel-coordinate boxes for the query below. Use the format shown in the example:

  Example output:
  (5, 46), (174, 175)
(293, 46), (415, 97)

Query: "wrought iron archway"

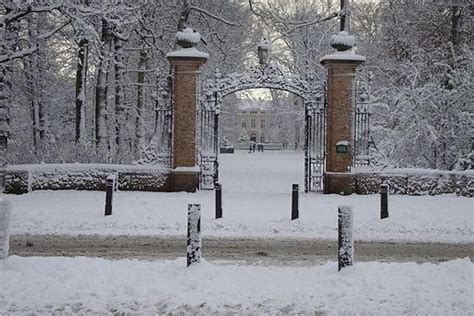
(200, 63), (326, 192)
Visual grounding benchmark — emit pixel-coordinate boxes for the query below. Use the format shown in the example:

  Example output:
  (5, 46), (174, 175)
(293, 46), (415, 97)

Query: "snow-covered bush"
(358, 2), (472, 170)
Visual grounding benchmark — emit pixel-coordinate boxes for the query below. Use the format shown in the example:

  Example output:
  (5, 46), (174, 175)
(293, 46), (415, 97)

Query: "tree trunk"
(95, 18), (112, 154)
(75, 37), (88, 143)
(0, 4), (17, 172)
(114, 37), (125, 155)
(26, 15), (43, 153)
(135, 50), (147, 156)
(0, 66), (9, 174)
(451, 6), (462, 49)
(36, 26), (47, 143)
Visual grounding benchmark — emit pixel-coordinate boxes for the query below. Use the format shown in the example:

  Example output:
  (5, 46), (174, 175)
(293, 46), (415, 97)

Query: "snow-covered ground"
(1, 151), (473, 315)
(2, 151), (473, 242)
(1, 256), (472, 315)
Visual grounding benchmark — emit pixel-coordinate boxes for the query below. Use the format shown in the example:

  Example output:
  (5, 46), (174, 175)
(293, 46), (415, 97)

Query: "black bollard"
(104, 174), (115, 216)
(380, 184), (389, 219)
(187, 204), (201, 267)
(215, 183), (222, 219)
(291, 184), (299, 220)
(338, 206), (354, 271)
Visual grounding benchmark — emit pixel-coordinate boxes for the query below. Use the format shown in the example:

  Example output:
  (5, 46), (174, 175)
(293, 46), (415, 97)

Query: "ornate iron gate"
(138, 72), (172, 166)
(148, 67), (370, 191)
(199, 92), (219, 189)
(304, 100), (326, 192)
(200, 65), (325, 192)
(354, 74), (372, 167)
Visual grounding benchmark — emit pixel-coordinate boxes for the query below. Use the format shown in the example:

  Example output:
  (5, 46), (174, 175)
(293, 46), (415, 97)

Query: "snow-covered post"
(167, 28), (208, 192)
(291, 184), (299, 220)
(187, 203), (201, 267)
(104, 174), (115, 216)
(380, 184), (389, 219)
(215, 183), (222, 219)
(0, 198), (11, 259)
(338, 205), (353, 271)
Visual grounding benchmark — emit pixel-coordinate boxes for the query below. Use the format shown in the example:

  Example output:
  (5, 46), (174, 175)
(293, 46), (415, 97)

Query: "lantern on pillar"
(257, 38), (271, 65)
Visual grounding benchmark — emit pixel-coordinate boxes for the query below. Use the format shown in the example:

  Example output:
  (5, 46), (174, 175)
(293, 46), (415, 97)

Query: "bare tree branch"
(0, 20), (70, 64)
(190, 5), (241, 27)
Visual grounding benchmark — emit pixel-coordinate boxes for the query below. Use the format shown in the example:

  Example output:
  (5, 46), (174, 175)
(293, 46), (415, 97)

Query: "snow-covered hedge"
(354, 168), (473, 197)
(3, 164), (170, 194)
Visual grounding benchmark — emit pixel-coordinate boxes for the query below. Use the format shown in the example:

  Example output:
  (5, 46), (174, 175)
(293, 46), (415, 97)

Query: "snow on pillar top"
(320, 31), (365, 64)
(176, 27), (201, 48)
(166, 27), (209, 60)
(330, 31), (355, 51)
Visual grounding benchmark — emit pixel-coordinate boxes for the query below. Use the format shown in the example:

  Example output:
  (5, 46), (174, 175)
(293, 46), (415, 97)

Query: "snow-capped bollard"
(187, 204), (201, 267)
(338, 206), (354, 271)
(291, 184), (299, 220)
(104, 174), (115, 216)
(215, 183), (222, 219)
(380, 184), (389, 219)
(0, 198), (11, 260)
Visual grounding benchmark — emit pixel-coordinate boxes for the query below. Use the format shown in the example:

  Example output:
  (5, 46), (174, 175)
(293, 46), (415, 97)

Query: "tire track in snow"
(10, 234), (473, 265)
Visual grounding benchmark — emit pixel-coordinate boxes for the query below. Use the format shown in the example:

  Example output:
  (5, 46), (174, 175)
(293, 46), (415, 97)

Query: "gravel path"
(10, 234), (473, 265)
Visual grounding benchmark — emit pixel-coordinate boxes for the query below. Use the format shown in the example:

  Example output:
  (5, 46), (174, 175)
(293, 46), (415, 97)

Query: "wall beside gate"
(3, 164), (171, 194)
(353, 169), (473, 197)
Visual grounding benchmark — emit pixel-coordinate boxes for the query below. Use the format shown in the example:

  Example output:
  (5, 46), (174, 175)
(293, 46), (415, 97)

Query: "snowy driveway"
(2, 151), (473, 243)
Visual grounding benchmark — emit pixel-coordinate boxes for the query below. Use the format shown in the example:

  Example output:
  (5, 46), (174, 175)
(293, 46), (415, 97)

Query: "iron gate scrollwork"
(199, 91), (219, 190)
(354, 73), (372, 167)
(304, 99), (326, 192)
(201, 65), (326, 192)
(138, 72), (172, 167)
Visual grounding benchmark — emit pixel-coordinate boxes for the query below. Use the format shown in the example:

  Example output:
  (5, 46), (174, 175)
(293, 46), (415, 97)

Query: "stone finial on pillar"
(167, 28), (208, 192)
(321, 31), (365, 194)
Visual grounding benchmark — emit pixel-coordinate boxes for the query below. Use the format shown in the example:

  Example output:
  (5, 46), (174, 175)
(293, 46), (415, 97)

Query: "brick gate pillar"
(321, 31), (365, 194)
(167, 28), (208, 192)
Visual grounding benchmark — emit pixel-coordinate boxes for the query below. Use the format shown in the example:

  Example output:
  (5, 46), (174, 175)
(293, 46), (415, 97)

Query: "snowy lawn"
(2, 151), (473, 242)
(0, 256), (472, 315)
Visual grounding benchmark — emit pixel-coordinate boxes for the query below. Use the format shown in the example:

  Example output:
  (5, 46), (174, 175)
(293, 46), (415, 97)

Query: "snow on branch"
(2, 5), (62, 25)
(190, 5), (241, 27)
(0, 47), (39, 64)
(248, 0), (338, 30)
(0, 19), (71, 64)
(288, 12), (339, 29)
(38, 19), (71, 40)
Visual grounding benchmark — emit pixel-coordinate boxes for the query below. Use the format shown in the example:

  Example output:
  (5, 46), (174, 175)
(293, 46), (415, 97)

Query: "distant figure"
(252, 143), (256, 152)
(249, 145), (252, 154)
(261, 144), (264, 152)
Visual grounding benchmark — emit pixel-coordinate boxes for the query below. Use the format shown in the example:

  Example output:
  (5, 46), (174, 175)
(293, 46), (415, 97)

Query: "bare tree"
(95, 18), (113, 153)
